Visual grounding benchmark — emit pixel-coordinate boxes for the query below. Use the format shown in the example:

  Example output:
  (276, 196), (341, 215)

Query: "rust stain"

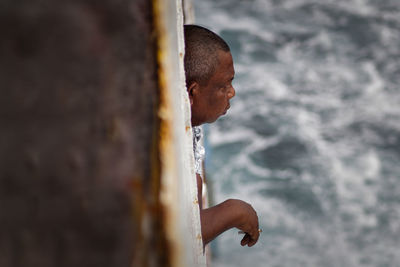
(146, 1), (177, 267)
(128, 1), (175, 266)
(185, 125), (191, 132)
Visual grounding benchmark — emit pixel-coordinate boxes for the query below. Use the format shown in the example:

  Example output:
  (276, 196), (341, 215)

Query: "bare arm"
(200, 199), (259, 246)
(196, 174), (260, 246)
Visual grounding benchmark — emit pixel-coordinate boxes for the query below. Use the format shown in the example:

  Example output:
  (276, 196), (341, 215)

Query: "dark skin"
(188, 50), (260, 247)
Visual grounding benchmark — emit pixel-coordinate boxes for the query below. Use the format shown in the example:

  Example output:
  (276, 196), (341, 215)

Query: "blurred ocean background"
(194, 0), (400, 266)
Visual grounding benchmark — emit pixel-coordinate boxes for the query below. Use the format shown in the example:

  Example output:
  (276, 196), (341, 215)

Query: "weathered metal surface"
(152, 0), (205, 266)
(0, 0), (204, 266)
(0, 1), (168, 266)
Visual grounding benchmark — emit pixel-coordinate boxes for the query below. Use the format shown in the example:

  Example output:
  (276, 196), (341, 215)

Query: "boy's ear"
(187, 81), (199, 106)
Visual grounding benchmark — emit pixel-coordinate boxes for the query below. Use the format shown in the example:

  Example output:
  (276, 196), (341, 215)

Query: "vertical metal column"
(153, 0), (206, 266)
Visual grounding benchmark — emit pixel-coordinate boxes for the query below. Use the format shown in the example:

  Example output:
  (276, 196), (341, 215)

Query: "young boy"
(184, 25), (260, 247)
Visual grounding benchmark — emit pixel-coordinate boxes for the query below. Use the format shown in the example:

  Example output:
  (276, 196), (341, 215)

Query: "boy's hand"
(200, 199), (260, 246)
(233, 200), (260, 247)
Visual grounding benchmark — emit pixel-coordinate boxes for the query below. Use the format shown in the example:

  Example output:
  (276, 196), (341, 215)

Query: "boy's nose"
(228, 86), (236, 99)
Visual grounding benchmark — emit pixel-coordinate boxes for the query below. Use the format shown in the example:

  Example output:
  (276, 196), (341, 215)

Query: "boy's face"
(189, 51), (236, 126)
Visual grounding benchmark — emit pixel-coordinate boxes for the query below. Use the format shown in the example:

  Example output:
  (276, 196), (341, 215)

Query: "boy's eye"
(221, 84), (229, 90)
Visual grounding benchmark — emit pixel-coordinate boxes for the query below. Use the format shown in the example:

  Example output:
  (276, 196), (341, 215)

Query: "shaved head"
(184, 25), (230, 86)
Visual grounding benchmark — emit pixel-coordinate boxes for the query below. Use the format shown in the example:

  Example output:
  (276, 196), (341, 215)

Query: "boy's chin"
(198, 113), (226, 125)
(205, 117), (219, 124)
(211, 114), (226, 123)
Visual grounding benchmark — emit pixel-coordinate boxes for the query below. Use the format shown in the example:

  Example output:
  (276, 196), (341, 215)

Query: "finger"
(247, 237), (258, 247)
(247, 229), (260, 247)
(240, 234), (250, 246)
(240, 234), (249, 246)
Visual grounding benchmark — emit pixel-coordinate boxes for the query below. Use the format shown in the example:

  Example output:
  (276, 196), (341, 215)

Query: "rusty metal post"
(152, 0), (206, 266)
(0, 1), (173, 266)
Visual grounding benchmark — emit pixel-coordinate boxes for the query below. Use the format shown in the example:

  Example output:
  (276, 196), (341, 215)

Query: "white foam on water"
(363, 62), (384, 96)
(196, 0), (400, 266)
(208, 126), (255, 146)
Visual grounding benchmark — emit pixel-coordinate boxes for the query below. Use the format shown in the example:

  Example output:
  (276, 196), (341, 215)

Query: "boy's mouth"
(223, 104), (231, 114)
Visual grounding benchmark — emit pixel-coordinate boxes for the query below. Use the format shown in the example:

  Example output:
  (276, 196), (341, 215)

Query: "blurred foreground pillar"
(0, 0), (202, 266)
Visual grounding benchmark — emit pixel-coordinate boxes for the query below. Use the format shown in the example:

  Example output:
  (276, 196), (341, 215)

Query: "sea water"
(194, 0), (400, 266)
